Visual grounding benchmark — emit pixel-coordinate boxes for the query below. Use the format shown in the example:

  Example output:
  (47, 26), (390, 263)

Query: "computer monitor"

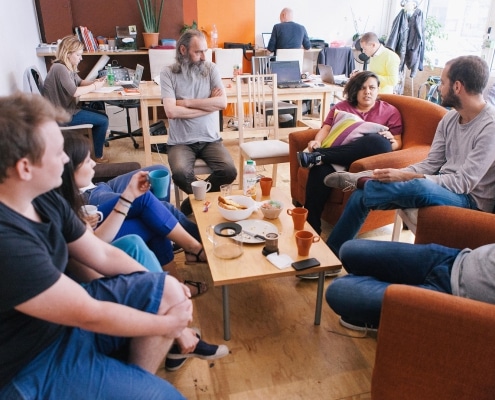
(262, 33), (272, 49)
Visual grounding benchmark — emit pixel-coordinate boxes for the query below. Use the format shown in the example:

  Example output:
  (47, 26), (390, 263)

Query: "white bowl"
(259, 200), (284, 219)
(217, 195), (255, 221)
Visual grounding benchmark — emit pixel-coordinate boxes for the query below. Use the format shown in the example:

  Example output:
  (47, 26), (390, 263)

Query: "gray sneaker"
(323, 170), (373, 192)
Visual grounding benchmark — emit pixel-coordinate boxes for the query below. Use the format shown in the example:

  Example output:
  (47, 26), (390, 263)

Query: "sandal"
(185, 247), (207, 264)
(184, 280), (208, 297)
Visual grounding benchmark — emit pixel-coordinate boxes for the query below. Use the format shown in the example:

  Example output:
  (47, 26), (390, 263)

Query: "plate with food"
(234, 219), (278, 244)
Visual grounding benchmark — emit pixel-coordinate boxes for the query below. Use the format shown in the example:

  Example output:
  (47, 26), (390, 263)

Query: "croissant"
(218, 196), (247, 210)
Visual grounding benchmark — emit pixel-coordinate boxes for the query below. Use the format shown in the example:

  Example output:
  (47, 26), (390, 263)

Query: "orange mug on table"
(259, 177), (273, 197)
(295, 230), (320, 256)
(287, 207), (308, 230)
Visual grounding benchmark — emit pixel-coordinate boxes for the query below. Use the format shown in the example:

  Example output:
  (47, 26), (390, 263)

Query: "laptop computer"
(120, 64), (144, 89)
(269, 61), (310, 89)
(318, 64), (349, 86)
(262, 32), (272, 49)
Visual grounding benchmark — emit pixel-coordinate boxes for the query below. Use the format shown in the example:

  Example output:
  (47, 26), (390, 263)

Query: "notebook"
(262, 32), (272, 49)
(269, 61), (310, 89)
(318, 64), (349, 86)
(120, 64), (144, 89)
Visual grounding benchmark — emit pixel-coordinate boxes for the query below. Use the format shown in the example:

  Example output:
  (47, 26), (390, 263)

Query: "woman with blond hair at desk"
(42, 35), (110, 163)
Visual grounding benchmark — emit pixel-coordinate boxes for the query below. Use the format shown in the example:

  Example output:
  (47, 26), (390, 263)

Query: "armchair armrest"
(415, 206), (495, 249)
(289, 129), (319, 202)
(350, 146), (431, 172)
(372, 285), (495, 400)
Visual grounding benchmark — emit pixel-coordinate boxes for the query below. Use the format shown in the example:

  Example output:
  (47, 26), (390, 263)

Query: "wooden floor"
(103, 129), (413, 399)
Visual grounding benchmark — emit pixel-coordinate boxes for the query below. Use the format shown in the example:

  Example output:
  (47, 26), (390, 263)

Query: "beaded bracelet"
(119, 195), (133, 205)
(113, 208), (128, 217)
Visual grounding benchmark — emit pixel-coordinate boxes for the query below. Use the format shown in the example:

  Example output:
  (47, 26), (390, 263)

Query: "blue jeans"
(112, 235), (162, 272)
(325, 239), (460, 328)
(87, 166), (200, 265)
(0, 272), (185, 400)
(70, 108), (109, 159)
(167, 140), (237, 193)
(327, 178), (478, 255)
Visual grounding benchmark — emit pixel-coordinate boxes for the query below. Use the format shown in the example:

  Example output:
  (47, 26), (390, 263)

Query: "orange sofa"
(371, 206), (495, 399)
(288, 94), (447, 233)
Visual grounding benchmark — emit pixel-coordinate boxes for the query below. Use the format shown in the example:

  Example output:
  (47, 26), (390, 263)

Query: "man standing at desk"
(161, 29), (237, 215)
(267, 8), (311, 54)
(358, 32), (400, 94)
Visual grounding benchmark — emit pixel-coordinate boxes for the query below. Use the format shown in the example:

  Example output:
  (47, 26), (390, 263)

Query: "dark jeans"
(326, 239), (459, 327)
(305, 133), (392, 234)
(167, 141), (237, 193)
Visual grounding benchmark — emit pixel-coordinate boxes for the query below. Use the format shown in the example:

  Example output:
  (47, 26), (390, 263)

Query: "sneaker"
(297, 151), (323, 169)
(296, 268), (342, 279)
(180, 197), (192, 216)
(323, 170), (373, 192)
(339, 317), (377, 333)
(165, 336), (229, 371)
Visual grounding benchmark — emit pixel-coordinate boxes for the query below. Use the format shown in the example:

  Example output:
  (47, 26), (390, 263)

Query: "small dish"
(259, 200), (284, 219)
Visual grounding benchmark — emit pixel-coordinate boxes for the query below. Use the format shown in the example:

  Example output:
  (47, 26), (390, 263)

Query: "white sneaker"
(339, 317), (377, 332)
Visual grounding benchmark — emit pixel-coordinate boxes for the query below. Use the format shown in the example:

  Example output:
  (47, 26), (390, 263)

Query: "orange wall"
(197, 0), (254, 72)
(197, 0), (254, 47)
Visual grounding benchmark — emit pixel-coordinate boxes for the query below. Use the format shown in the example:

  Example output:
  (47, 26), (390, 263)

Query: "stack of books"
(74, 26), (98, 52)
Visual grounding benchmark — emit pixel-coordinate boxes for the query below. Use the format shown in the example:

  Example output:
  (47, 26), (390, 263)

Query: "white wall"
(254, 0), (401, 49)
(0, 1), (46, 96)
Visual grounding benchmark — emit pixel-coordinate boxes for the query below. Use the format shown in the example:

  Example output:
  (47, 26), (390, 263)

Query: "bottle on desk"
(106, 64), (115, 86)
(211, 24), (218, 48)
(243, 159), (257, 199)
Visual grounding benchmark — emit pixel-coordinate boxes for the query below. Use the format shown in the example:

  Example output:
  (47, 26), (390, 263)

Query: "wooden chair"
(236, 73), (289, 188)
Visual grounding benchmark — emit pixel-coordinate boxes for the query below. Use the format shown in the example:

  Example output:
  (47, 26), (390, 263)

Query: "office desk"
(80, 80), (342, 166)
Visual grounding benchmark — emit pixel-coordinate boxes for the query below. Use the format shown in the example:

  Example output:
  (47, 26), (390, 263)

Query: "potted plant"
(137, 0), (165, 48)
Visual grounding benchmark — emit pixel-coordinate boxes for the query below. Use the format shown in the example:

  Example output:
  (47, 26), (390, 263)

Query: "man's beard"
(180, 58), (208, 77)
(441, 85), (461, 109)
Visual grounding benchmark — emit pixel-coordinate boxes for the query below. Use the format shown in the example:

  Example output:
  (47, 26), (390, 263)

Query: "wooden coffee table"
(190, 188), (342, 340)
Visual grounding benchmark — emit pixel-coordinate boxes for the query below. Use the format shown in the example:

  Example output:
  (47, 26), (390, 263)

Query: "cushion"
(321, 110), (387, 148)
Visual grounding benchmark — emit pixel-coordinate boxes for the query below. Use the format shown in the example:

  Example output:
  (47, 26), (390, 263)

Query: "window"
(425, 0), (492, 68)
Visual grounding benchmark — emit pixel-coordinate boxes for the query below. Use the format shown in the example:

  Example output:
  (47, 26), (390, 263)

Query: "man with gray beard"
(160, 29), (237, 215)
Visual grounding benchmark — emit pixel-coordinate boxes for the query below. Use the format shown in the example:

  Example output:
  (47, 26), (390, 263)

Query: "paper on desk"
(93, 86), (122, 93)
(266, 253), (293, 270)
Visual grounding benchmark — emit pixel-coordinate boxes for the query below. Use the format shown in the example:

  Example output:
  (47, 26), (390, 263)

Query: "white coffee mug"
(191, 180), (212, 201)
(81, 204), (104, 222)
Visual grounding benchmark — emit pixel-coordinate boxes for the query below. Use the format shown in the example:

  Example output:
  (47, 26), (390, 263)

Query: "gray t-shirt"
(42, 62), (81, 116)
(451, 245), (495, 304)
(403, 104), (495, 212)
(160, 62), (222, 145)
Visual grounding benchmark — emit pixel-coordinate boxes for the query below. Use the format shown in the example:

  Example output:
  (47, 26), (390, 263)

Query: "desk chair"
(214, 48), (243, 78)
(316, 47), (355, 76)
(104, 100), (141, 149)
(23, 66), (96, 155)
(236, 74), (289, 188)
(276, 49), (304, 74)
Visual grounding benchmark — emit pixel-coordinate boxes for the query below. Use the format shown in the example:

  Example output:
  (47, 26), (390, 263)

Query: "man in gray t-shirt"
(161, 30), (237, 213)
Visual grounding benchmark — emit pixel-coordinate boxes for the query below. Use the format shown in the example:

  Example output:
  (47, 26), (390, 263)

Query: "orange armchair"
(288, 94), (447, 233)
(372, 206), (495, 400)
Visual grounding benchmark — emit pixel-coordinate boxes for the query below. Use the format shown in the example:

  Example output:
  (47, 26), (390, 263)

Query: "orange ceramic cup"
(287, 207), (308, 230)
(295, 230), (320, 256)
(259, 177), (273, 196)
